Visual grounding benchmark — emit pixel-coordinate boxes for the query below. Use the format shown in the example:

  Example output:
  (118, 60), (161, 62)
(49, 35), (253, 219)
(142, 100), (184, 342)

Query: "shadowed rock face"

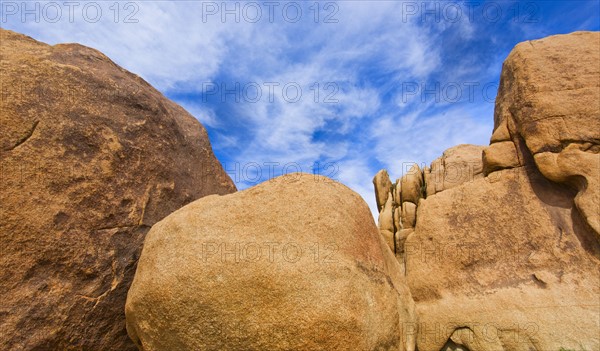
(374, 31), (600, 350)
(126, 173), (417, 351)
(0, 29), (235, 350)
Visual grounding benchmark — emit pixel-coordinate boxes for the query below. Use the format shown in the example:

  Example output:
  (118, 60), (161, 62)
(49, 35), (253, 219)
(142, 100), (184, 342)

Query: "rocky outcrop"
(374, 31), (600, 350)
(375, 145), (484, 271)
(4, 27), (596, 351)
(406, 165), (599, 350)
(490, 31), (600, 237)
(126, 173), (416, 351)
(0, 29), (235, 350)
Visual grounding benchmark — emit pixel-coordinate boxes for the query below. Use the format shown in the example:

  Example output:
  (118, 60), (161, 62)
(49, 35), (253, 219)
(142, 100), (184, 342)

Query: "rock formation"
(3, 27), (598, 351)
(0, 29), (235, 350)
(374, 145), (485, 272)
(126, 173), (416, 351)
(491, 31), (600, 237)
(374, 31), (600, 350)
(425, 144), (485, 197)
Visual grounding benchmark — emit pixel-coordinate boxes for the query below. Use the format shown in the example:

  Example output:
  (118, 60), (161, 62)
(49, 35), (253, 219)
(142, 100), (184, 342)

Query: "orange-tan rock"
(493, 31), (600, 237)
(401, 202), (417, 229)
(0, 29), (235, 350)
(406, 166), (599, 350)
(373, 169), (393, 211)
(424, 144), (484, 197)
(400, 164), (423, 204)
(482, 141), (520, 175)
(374, 31), (600, 350)
(126, 174), (416, 351)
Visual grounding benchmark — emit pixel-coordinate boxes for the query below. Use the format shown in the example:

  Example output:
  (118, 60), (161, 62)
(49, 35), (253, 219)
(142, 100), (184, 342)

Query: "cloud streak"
(3, 0), (599, 217)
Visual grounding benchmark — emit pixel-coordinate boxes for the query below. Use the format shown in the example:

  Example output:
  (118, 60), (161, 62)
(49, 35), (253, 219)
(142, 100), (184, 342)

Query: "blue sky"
(2, 0), (599, 216)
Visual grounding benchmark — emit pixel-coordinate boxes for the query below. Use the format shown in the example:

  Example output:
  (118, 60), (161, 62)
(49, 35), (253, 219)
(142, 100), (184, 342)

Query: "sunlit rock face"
(126, 173), (416, 351)
(374, 31), (600, 351)
(492, 31), (600, 238)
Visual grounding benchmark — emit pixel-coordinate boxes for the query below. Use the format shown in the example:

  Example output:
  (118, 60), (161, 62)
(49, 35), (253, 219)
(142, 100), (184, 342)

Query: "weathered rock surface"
(494, 31), (600, 236)
(534, 145), (600, 237)
(126, 173), (416, 351)
(375, 145), (484, 267)
(393, 179), (402, 207)
(0, 29), (235, 350)
(400, 163), (423, 204)
(424, 144), (484, 197)
(378, 192), (395, 233)
(494, 32), (599, 155)
(379, 192), (396, 254)
(373, 169), (393, 211)
(482, 141), (520, 175)
(374, 31), (600, 350)
(406, 167), (599, 351)
(400, 202), (417, 229)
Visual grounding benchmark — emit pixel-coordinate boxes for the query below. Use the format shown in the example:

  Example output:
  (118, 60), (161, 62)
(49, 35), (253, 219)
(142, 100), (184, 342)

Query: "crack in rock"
(4, 120), (39, 151)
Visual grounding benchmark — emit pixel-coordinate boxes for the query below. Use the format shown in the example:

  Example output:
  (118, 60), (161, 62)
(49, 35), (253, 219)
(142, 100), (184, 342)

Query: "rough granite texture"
(0, 29), (235, 350)
(126, 173), (416, 351)
(376, 31), (600, 350)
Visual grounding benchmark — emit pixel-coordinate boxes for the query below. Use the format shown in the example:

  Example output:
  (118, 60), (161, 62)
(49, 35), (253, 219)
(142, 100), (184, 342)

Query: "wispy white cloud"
(179, 101), (220, 128)
(11, 1), (249, 89)
(3, 0), (540, 218)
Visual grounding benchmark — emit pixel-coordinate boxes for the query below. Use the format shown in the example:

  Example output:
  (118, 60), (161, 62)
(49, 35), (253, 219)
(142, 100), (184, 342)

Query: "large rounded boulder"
(0, 29), (235, 350)
(126, 173), (416, 351)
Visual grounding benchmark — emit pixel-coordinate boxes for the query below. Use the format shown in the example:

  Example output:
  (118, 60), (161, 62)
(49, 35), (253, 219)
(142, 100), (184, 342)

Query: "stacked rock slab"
(425, 144), (485, 197)
(0, 29), (236, 350)
(126, 173), (416, 351)
(374, 147), (484, 272)
(374, 31), (600, 350)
